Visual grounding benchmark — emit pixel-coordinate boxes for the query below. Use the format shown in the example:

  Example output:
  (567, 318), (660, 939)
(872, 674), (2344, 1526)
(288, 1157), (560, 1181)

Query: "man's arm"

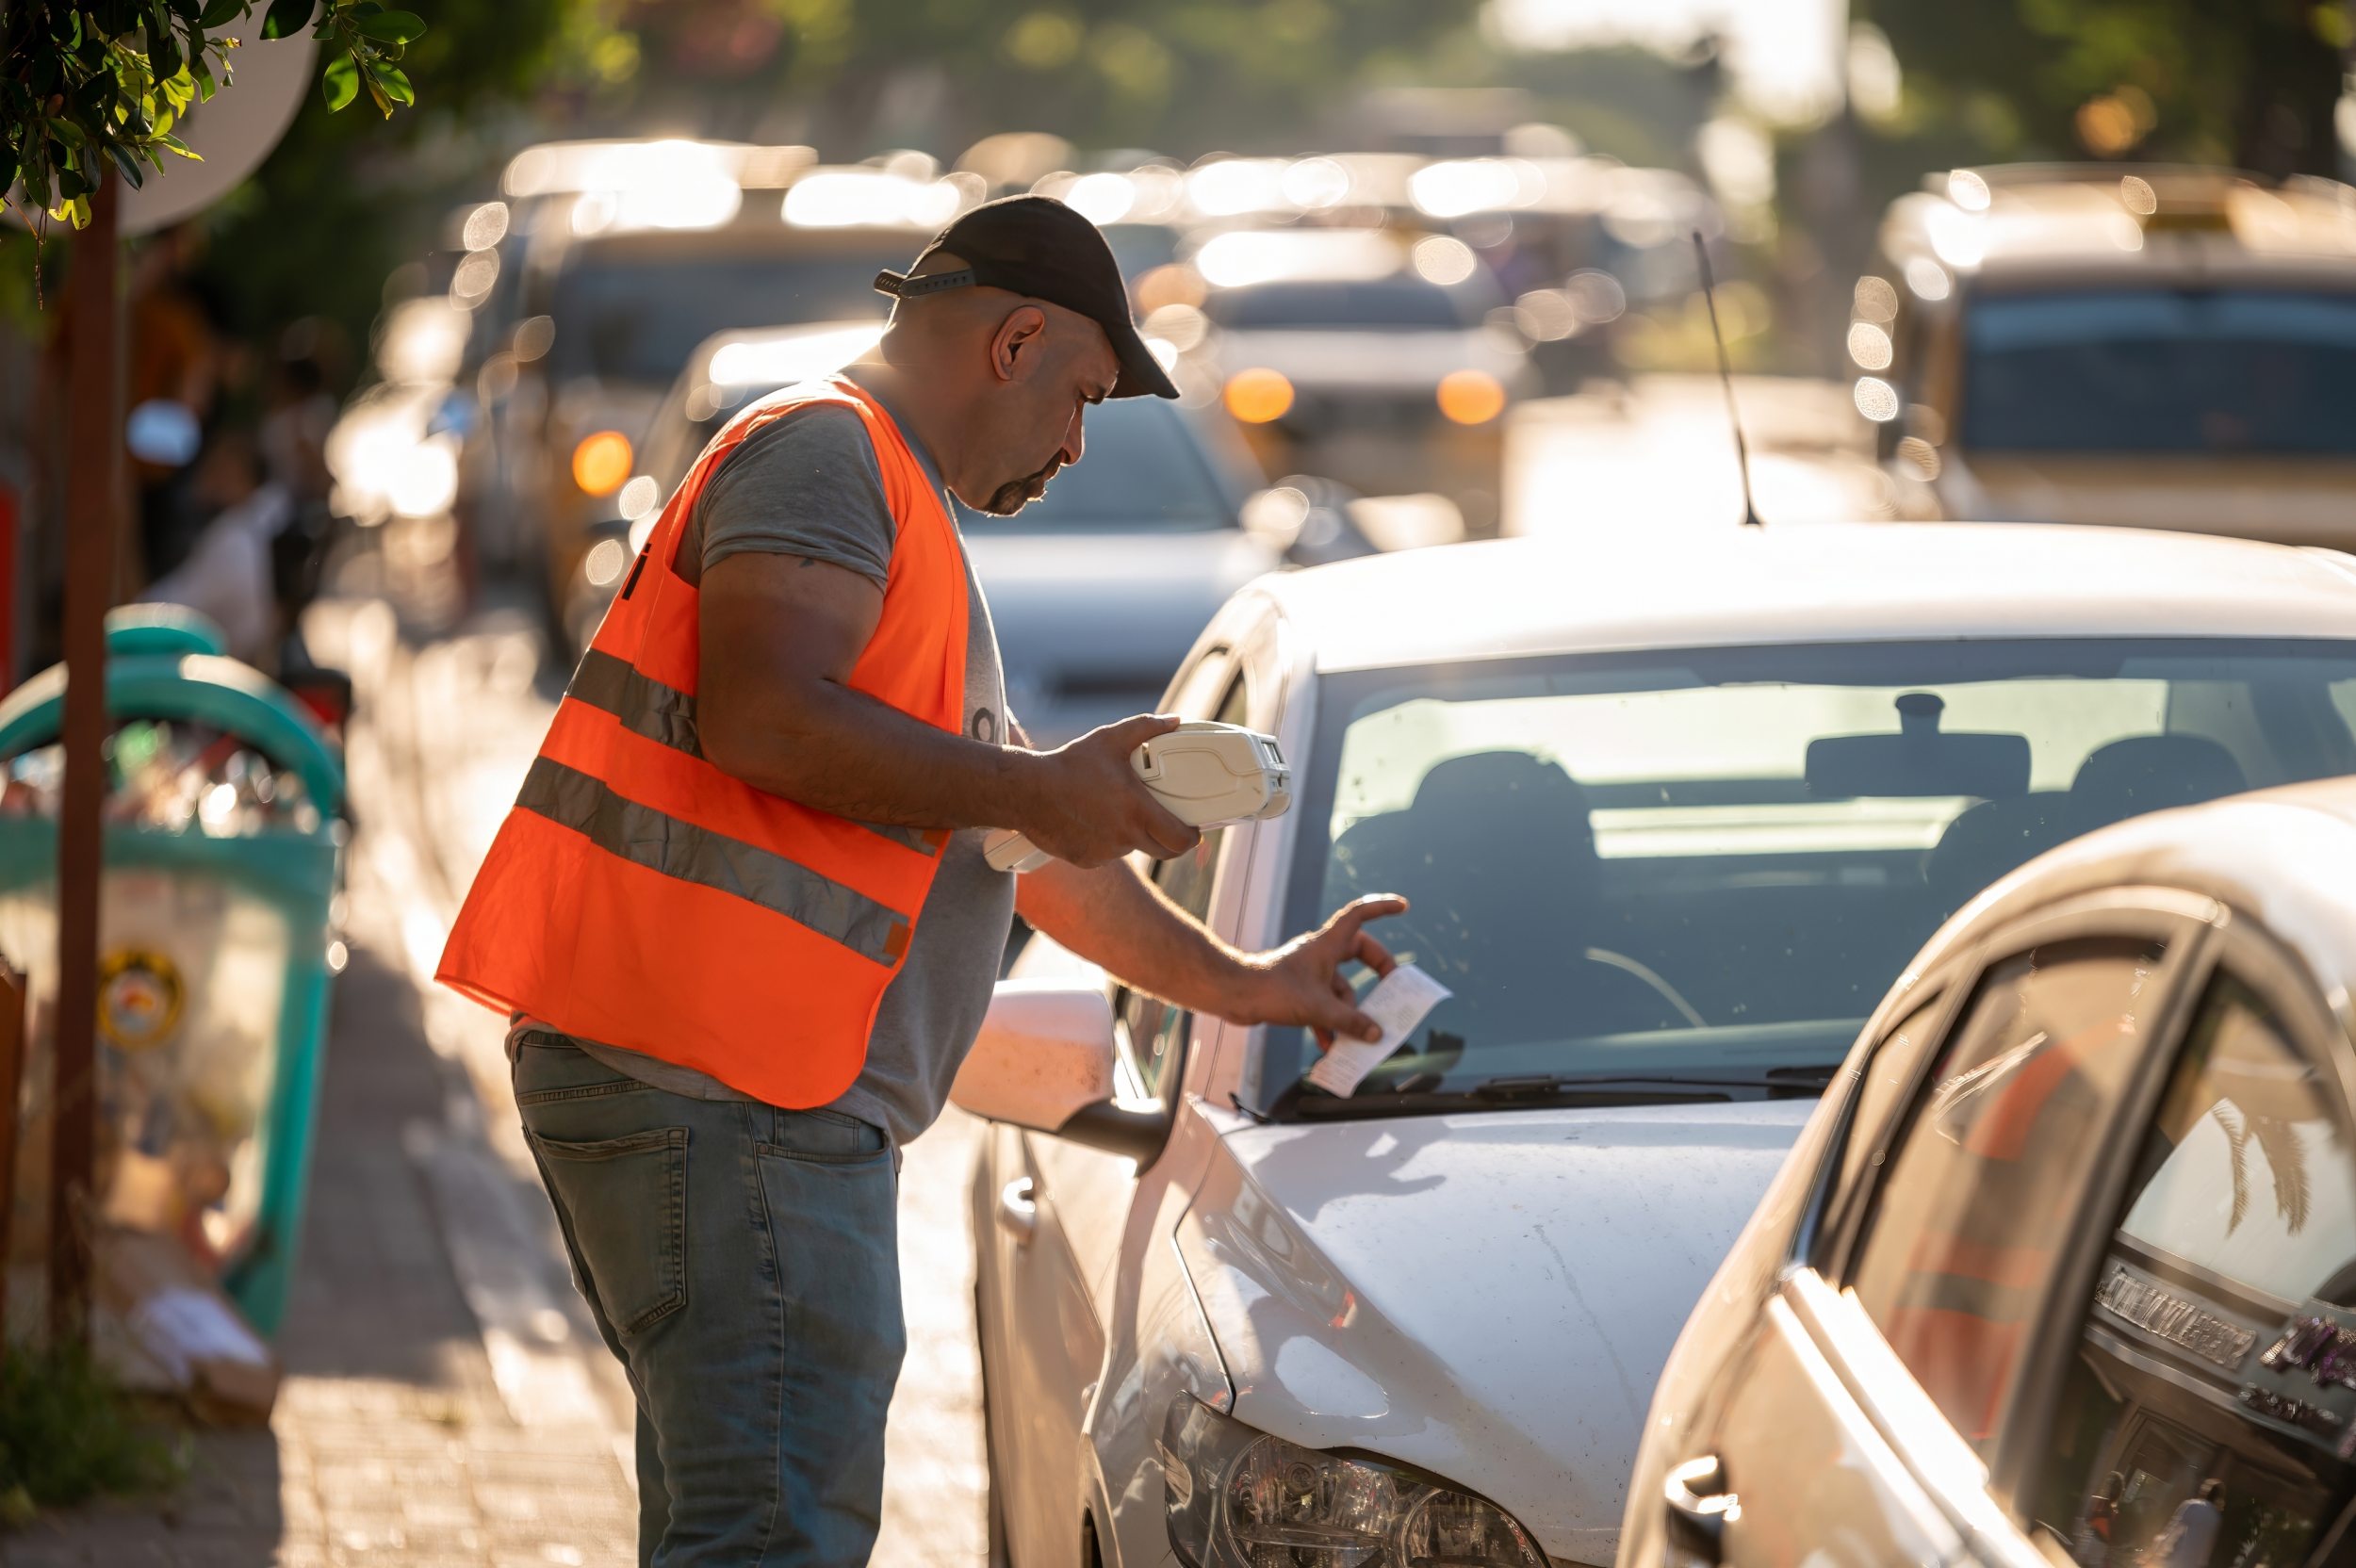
(1017, 855), (1404, 1046)
(697, 550), (1197, 866)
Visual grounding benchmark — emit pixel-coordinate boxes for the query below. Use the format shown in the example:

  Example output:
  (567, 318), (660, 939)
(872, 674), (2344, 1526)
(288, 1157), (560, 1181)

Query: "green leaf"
(320, 52), (358, 110)
(107, 144), (146, 188)
(361, 65), (390, 117)
(155, 132), (199, 159)
(377, 61), (413, 105)
(355, 8), (422, 41)
(262, 0), (316, 40)
(198, 0), (247, 25)
(43, 117), (86, 149)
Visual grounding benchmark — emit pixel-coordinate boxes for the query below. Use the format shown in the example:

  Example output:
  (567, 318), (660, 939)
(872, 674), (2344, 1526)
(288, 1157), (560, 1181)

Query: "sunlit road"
(1503, 374), (1891, 540)
(311, 540), (989, 1568)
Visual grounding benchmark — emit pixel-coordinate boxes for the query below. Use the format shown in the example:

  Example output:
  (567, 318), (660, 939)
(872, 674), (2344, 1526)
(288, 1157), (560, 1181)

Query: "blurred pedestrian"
(125, 224), (222, 582)
(2149, 1478), (2225, 1568)
(2076, 1470), (2123, 1565)
(137, 429), (288, 668)
(440, 195), (1407, 1567)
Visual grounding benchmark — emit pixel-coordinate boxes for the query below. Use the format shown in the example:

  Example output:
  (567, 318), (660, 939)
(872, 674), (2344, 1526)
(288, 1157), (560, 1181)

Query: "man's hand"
(1222, 895), (1410, 1049)
(1015, 714), (1202, 868)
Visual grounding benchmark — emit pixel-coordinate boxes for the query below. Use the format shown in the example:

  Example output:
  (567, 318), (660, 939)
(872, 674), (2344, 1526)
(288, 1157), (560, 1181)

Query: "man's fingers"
(1353, 927), (1399, 977)
(1101, 711), (1184, 751)
(1310, 989), (1383, 1044)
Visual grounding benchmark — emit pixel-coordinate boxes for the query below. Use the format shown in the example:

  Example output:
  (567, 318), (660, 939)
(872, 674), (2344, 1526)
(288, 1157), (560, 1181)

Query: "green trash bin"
(0, 621), (345, 1336)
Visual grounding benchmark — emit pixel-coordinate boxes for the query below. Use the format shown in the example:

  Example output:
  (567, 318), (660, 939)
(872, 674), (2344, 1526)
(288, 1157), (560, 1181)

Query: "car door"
(987, 652), (1252, 1568)
(1997, 921), (2356, 1568)
(1660, 892), (2218, 1568)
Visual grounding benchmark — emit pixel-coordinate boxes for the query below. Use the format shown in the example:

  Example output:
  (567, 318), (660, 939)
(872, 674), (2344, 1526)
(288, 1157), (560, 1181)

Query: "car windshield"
(1260, 638), (2356, 1116)
(955, 400), (1235, 532)
(1207, 278), (1474, 332)
(695, 389), (1237, 532)
(1963, 288), (2356, 456)
(548, 248), (901, 383)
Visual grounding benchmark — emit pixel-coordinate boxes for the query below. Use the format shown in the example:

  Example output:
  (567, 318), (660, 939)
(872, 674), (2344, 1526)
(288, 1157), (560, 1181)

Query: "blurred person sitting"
(138, 429), (290, 669)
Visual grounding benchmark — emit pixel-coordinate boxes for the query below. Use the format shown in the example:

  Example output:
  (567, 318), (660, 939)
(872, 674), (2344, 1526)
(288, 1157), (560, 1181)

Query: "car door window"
(1846, 937), (2168, 1450)
(2020, 973), (2356, 1568)
(1834, 997), (1948, 1203)
(1117, 673), (1252, 1099)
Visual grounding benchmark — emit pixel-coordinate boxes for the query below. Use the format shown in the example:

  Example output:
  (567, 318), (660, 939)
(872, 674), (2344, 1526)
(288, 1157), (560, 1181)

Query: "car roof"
(1911, 776), (2356, 1031)
(1255, 522), (2356, 673)
(1878, 164), (2356, 287)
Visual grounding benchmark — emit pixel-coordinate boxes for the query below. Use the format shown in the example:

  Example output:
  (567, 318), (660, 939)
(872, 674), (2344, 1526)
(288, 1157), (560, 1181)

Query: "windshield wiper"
(1471, 1065), (1840, 1102)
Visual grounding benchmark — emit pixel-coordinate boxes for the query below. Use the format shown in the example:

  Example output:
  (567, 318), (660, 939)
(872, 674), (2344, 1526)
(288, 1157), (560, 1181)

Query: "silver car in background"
(604, 320), (1365, 743)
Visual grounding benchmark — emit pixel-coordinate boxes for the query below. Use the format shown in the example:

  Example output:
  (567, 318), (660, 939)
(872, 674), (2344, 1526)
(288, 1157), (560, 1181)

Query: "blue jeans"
(511, 1032), (905, 1566)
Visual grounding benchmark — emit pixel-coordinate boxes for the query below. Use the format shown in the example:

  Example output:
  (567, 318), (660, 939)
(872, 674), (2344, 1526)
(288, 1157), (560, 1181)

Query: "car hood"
(961, 529), (1277, 744)
(1177, 1099), (1816, 1566)
(1953, 453), (2356, 547)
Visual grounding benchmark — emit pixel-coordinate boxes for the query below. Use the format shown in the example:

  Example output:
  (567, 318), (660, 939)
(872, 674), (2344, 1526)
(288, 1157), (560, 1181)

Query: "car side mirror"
(950, 979), (1168, 1161)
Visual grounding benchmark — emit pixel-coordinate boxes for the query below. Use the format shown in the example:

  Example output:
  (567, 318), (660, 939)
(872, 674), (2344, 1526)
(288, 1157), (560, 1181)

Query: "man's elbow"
(697, 692), (810, 794)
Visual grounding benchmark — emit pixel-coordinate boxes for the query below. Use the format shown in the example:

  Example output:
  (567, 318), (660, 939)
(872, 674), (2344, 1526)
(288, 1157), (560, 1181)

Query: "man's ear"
(989, 305), (1051, 385)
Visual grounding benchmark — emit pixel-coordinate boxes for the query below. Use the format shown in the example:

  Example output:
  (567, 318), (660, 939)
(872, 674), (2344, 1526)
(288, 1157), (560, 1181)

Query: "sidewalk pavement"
(2, 942), (639, 1568)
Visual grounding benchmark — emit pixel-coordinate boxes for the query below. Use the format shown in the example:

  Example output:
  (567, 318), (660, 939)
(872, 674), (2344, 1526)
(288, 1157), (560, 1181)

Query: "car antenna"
(1692, 229), (1762, 528)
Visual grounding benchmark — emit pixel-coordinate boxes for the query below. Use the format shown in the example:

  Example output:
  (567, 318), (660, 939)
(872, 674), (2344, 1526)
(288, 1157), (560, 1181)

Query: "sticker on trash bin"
(99, 950), (184, 1051)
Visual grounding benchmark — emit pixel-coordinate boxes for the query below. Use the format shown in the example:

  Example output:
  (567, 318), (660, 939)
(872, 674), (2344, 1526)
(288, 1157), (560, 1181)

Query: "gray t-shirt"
(557, 388), (1016, 1145)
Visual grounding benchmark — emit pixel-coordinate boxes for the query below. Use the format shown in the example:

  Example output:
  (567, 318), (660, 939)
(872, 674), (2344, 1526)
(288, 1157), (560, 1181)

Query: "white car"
(1617, 775), (2356, 1568)
(950, 521), (2356, 1568)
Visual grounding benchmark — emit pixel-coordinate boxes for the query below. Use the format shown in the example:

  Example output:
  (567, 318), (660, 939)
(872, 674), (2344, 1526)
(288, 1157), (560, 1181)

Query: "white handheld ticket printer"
(984, 721), (1293, 874)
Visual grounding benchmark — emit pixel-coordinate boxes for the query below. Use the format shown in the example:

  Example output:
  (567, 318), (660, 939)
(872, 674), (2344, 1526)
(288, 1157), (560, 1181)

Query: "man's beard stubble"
(981, 458), (1061, 516)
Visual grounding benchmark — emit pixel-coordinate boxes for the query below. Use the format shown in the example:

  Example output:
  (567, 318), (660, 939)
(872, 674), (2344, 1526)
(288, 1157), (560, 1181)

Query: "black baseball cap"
(874, 194), (1179, 400)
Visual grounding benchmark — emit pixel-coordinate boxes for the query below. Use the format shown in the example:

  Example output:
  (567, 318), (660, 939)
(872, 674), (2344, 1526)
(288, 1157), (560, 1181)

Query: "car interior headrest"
(2068, 735), (2247, 827)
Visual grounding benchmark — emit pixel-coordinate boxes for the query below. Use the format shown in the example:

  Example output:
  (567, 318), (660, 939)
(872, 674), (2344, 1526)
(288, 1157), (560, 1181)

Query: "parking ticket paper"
(1306, 964), (1453, 1098)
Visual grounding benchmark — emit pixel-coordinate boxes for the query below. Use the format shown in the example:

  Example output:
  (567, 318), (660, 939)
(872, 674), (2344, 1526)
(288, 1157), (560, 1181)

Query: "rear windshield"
(1207, 278), (1473, 331)
(1259, 638), (2356, 1114)
(548, 249), (901, 383)
(1963, 288), (2356, 456)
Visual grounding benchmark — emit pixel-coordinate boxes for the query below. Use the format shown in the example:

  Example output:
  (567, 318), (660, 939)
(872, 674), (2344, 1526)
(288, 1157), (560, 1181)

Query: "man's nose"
(1059, 412), (1086, 467)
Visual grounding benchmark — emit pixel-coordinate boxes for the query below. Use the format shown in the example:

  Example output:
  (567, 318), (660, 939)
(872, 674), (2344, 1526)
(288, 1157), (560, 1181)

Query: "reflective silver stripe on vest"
(516, 757), (911, 966)
(566, 649), (944, 857)
(569, 649), (702, 756)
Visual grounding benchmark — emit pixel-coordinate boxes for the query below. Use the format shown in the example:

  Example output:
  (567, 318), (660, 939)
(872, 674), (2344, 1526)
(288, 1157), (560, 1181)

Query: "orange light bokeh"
(1435, 369), (1506, 426)
(572, 430), (634, 495)
(1224, 368), (1296, 425)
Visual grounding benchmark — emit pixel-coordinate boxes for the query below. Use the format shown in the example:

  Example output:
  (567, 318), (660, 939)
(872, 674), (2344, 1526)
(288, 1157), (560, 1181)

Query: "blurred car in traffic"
(588, 320), (1366, 736)
(1181, 225), (1535, 530)
(1854, 164), (2356, 544)
(948, 520), (2356, 1568)
(456, 139), (980, 637)
(1617, 776), (2356, 1568)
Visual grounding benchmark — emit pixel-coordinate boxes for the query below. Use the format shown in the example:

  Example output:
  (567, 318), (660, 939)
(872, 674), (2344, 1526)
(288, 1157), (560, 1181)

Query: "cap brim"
(1107, 318), (1181, 400)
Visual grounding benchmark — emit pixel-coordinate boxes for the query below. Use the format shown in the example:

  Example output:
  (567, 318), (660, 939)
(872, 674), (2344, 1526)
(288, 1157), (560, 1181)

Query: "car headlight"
(1223, 368), (1296, 424)
(1435, 369), (1506, 426)
(1159, 1395), (1546, 1568)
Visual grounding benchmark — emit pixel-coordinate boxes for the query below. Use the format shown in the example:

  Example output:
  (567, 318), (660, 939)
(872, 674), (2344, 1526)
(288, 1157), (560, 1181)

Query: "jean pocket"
(528, 1126), (688, 1336)
(756, 1105), (889, 1164)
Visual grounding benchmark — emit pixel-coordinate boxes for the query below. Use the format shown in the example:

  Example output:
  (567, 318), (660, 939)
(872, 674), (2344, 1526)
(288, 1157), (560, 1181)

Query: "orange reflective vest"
(437, 377), (970, 1106)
